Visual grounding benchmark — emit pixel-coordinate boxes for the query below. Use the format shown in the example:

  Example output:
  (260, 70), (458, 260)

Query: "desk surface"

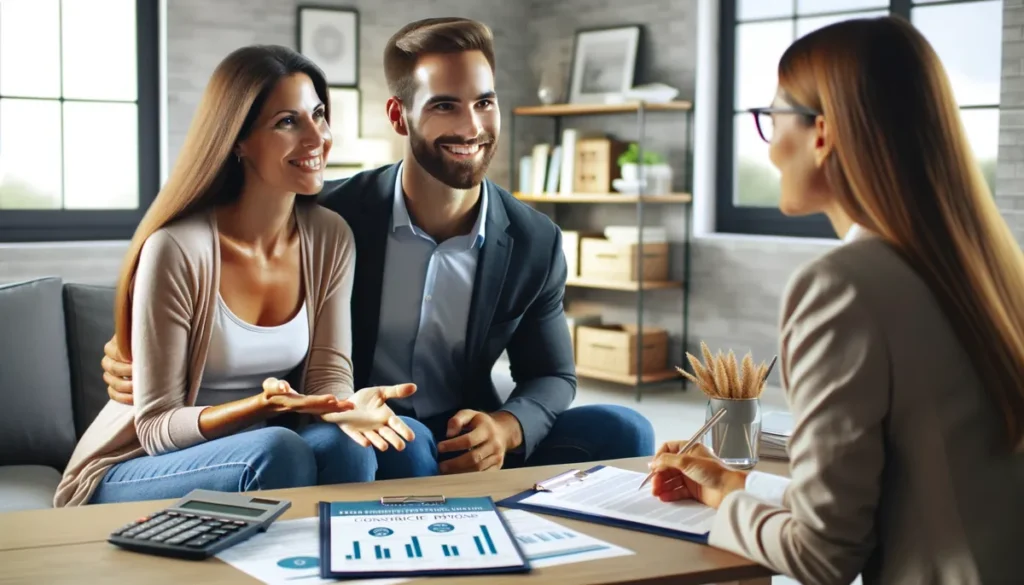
(0, 457), (788, 585)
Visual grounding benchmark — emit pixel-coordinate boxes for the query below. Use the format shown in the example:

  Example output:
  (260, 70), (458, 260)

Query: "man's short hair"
(384, 17), (496, 105)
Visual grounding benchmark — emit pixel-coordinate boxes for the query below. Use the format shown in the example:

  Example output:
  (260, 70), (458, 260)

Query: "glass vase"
(703, 397), (762, 469)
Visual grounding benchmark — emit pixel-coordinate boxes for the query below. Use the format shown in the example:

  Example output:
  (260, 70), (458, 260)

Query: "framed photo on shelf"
(567, 25), (641, 104)
(297, 5), (359, 86)
(327, 87), (360, 164)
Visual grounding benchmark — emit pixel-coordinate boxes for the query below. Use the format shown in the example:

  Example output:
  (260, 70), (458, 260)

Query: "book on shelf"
(545, 145), (562, 193)
(518, 155), (532, 194)
(559, 129), (577, 194)
(530, 143), (550, 194)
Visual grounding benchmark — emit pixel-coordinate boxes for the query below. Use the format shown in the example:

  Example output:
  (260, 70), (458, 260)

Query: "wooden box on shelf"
(579, 237), (668, 282)
(574, 138), (626, 193)
(575, 324), (668, 376)
(565, 312), (601, 362)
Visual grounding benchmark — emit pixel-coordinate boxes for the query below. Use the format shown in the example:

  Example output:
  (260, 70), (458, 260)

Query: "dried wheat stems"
(676, 341), (771, 399)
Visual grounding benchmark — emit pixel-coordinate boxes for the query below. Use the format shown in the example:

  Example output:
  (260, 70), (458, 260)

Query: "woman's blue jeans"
(89, 423), (377, 504)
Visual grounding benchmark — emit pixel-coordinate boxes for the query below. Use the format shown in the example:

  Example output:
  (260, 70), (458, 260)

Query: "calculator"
(108, 489), (291, 560)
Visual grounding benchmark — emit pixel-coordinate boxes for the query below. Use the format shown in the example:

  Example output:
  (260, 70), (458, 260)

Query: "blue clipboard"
(495, 465), (710, 545)
(318, 496), (531, 579)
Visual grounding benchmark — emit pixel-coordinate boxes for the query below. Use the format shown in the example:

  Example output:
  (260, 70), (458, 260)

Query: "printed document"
(519, 466), (716, 534)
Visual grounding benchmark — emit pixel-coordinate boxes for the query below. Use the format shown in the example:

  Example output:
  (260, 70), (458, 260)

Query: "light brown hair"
(114, 45), (330, 359)
(383, 17), (496, 104)
(779, 16), (1024, 452)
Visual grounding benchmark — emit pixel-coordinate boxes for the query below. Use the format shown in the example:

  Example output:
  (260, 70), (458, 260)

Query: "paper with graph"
(502, 509), (633, 567)
(322, 497), (527, 577)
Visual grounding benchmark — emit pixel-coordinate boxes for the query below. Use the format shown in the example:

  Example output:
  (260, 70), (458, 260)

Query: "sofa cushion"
(0, 465), (61, 511)
(63, 283), (116, 436)
(0, 278), (76, 469)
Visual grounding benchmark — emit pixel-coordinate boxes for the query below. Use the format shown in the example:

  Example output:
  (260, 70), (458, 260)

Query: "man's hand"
(436, 410), (523, 474)
(321, 384), (417, 451)
(103, 336), (134, 405)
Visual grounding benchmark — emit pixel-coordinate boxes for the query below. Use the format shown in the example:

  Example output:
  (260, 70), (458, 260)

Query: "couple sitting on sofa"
(54, 18), (653, 507)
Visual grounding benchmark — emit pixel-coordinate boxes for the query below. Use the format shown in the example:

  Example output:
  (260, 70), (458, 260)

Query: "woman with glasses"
(649, 16), (1024, 585)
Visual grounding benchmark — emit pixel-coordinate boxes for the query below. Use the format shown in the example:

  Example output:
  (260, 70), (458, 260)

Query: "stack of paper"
(760, 411), (793, 460)
(216, 512), (633, 585)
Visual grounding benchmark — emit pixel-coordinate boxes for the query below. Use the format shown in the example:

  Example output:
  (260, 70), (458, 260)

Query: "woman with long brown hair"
(651, 16), (1024, 584)
(54, 45), (417, 506)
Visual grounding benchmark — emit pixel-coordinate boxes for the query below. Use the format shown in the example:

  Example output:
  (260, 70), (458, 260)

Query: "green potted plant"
(616, 143), (672, 195)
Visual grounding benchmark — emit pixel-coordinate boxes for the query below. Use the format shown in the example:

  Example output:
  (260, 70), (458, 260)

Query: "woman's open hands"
(321, 384), (418, 452)
(260, 378), (354, 416)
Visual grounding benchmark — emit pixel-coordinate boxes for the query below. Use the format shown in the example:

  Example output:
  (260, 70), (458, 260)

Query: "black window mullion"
(58, 0), (66, 211)
(892, 0), (912, 18)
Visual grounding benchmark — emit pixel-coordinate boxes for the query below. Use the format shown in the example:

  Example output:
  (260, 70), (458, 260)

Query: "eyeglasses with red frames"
(747, 105), (821, 143)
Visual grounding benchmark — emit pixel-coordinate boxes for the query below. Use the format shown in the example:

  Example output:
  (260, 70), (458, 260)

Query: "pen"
(638, 407), (729, 491)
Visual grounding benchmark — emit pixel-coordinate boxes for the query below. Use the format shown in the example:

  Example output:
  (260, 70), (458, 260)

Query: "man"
(103, 17), (653, 477)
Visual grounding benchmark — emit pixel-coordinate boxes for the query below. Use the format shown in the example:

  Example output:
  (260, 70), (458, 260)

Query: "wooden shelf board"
(566, 278), (683, 291)
(515, 192), (692, 204)
(576, 366), (681, 386)
(514, 101), (693, 116)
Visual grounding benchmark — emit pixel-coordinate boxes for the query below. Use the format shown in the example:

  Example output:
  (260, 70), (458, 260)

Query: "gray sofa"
(0, 276), (516, 512)
(0, 277), (117, 512)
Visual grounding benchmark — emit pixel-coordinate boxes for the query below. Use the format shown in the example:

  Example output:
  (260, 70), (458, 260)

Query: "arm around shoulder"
(131, 230), (209, 456)
(708, 258), (889, 585)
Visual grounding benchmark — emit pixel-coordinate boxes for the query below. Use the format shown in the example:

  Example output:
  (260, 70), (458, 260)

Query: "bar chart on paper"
(324, 498), (527, 576)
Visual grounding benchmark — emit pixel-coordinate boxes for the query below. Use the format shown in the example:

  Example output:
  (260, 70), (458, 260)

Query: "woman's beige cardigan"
(54, 203), (356, 507)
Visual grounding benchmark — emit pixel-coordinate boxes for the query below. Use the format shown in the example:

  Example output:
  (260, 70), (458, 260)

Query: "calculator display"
(179, 500), (265, 518)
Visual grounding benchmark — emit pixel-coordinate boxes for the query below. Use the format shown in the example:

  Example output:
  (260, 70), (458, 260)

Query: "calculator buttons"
(176, 519), (202, 531)
(185, 533), (221, 548)
(210, 529), (229, 536)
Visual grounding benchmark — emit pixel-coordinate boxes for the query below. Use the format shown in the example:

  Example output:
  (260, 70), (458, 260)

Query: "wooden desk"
(0, 457), (789, 584)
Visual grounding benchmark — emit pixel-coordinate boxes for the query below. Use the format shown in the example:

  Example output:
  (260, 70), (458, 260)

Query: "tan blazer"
(709, 231), (1024, 584)
(54, 203), (356, 507)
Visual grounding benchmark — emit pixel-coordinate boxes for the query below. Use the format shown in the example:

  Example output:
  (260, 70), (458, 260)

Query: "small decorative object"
(537, 64), (562, 105)
(615, 143), (672, 195)
(567, 25), (641, 104)
(676, 342), (777, 469)
(297, 6), (359, 87)
(326, 87), (360, 164)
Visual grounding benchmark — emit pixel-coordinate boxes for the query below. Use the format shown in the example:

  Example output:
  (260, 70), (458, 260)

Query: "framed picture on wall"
(297, 5), (359, 86)
(567, 25), (641, 104)
(327, 87), (360, 164)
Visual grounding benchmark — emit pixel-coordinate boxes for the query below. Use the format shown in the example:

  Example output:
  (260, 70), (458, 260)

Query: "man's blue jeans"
(374, 405), (655, 480)
(89, 423), (377, 504)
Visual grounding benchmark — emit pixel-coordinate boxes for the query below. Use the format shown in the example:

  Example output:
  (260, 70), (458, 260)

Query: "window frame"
(716, 0), (1000, 238)
(0, 0), (160, 243)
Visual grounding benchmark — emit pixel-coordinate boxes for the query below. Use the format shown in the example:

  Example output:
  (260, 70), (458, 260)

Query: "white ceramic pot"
(619, 163), (672, 195)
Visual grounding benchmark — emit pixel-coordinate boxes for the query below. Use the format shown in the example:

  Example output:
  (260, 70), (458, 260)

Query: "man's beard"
(409, 128), (496, 189)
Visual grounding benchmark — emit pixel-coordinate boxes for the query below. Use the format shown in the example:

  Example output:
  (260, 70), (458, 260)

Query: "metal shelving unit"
(509, 100), (694, 400)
